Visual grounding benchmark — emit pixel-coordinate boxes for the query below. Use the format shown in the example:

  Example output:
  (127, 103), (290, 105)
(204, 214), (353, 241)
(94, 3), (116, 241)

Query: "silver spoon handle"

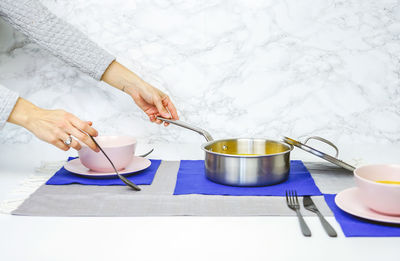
(89, 135), (141, 191)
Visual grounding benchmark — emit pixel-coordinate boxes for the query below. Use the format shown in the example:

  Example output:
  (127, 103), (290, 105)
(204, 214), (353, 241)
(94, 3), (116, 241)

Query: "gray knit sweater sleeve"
(0, 0), (115, 80)
(0, 84), (19, 129)
(0, 0), (116, 129)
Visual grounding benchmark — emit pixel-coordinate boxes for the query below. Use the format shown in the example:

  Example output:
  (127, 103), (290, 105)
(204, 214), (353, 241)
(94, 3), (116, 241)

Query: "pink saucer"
(335, 187), (400, 224)
(64, 156), (151, 178)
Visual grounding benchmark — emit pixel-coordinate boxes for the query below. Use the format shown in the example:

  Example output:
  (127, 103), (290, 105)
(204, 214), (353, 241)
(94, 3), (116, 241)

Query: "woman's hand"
(8, 98), (99, 152)
(125, 79), (178, 125)
(101, 61), (179, 125)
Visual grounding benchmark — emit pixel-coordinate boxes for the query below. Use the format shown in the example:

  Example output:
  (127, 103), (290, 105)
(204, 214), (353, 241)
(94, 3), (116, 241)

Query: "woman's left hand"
(101, 61), (179, 125)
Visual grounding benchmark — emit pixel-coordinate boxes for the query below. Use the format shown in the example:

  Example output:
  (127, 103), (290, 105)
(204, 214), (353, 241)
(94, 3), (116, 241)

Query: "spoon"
(89, 135), (141, 191)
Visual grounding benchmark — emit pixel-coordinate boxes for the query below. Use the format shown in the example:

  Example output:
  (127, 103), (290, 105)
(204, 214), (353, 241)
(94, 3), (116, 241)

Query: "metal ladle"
(89, 135), (141, 191)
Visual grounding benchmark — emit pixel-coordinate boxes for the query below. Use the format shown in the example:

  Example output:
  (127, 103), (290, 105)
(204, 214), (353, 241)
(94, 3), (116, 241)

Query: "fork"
(286, 190), (312, 237)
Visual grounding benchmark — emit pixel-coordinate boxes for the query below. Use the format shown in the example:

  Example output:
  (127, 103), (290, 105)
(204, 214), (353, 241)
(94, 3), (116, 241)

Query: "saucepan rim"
(200, 138), (293, 158)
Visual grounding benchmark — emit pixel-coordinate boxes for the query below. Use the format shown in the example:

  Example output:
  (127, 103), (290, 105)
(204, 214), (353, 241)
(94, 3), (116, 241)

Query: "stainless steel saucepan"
(157, 117), (293, 186)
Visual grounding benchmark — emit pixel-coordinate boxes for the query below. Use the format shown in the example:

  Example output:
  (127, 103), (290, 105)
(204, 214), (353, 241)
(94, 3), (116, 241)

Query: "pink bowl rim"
(354, 164), (400, 188)
(80, 135), (137, 148)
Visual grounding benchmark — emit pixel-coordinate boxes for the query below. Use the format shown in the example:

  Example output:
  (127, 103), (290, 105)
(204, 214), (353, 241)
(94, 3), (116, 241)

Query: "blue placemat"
(173, 160), (322, 196)
(324, 194), (400, 237)
(46, 157), (161, 186)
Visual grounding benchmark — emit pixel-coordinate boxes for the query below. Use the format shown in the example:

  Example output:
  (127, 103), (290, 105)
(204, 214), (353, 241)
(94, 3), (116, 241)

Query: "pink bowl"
(354, 164), (400, 215)
(78, 136), (137, 172)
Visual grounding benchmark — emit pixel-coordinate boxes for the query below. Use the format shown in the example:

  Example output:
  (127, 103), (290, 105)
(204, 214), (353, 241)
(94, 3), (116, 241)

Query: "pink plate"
(64, 156), (151, 178)
(335, 187), (400, 224)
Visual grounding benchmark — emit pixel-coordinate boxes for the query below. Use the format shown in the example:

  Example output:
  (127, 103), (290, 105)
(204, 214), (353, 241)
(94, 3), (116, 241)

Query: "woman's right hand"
(8, 98), (99, 152)
(101, 61), (179, 125)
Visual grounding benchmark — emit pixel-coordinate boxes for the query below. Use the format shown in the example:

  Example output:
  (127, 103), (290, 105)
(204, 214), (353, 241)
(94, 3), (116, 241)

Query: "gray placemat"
(12, 161), (354, 217)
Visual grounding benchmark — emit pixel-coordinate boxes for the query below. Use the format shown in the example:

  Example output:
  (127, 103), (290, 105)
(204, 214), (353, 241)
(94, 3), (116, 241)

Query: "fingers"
(154, 96), (171, 119)
(161, 96), (178, 126)
(154, 95), (179, 126)
(70, 138), (81, 151)
(129, 83), (178, 125)
(152, 97), (168, 125)
(149, 114), (164, 125)
(149, 115), (156, 122)
(145, 108), (164, 124)
(54, 140), (70, 151)
(29, 108), (100, 152)
(126, 82), (178, 126)
(69, 115), (98, 137)
(49, 132), (70, 151)
(154, 113), (166, 126)
(59, 131), (81, 151)
(162, 96), (179, 120)
(67, 116), (99, 152)
(66, 124), (99, 152)
(154, 114), (164, 125)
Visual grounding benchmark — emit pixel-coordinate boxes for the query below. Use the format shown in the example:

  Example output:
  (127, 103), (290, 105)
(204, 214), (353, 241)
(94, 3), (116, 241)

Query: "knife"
(303, 196), (337, 237)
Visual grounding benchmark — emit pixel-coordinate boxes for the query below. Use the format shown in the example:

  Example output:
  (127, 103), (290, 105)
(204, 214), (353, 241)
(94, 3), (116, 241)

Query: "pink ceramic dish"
(335, 188), (400, 224)
(78, 135), (137, 172)
(354, 164), (400, 216)
(65, 156), (151, 177)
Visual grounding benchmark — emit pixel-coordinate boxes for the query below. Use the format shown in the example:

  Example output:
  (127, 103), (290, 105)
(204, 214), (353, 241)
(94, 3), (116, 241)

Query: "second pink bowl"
(354, 164), (400, 216)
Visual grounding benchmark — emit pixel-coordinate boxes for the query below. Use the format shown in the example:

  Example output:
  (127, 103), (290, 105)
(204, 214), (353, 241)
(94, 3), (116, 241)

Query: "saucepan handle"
(156, 117), (214, 142)
(304, 136), (339, 158)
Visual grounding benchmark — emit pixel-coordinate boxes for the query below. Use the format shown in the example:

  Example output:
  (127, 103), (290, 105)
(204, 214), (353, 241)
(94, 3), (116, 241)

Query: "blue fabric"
(46, 157), (161, 186)
(324, 194), (400, 237)
(173, 160), (322, 196)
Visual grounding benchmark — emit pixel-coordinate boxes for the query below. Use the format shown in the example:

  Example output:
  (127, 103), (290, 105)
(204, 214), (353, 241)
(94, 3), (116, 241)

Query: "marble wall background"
(0, 0), (399, 148)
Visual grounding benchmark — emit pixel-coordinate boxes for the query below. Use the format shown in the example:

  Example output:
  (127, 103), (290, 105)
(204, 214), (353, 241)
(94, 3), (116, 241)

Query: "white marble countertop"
(0, 141), (399, 261)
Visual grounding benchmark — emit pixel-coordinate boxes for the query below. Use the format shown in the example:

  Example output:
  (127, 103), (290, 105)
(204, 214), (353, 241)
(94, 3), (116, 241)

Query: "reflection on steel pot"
(202, 139), (292, 186)
(157, 117), (293, 187)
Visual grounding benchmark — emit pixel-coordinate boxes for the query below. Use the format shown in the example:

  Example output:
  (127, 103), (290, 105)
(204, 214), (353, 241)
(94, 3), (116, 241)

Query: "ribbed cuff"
(92, 54), (116, 81)
(0, 84), (19, 130)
